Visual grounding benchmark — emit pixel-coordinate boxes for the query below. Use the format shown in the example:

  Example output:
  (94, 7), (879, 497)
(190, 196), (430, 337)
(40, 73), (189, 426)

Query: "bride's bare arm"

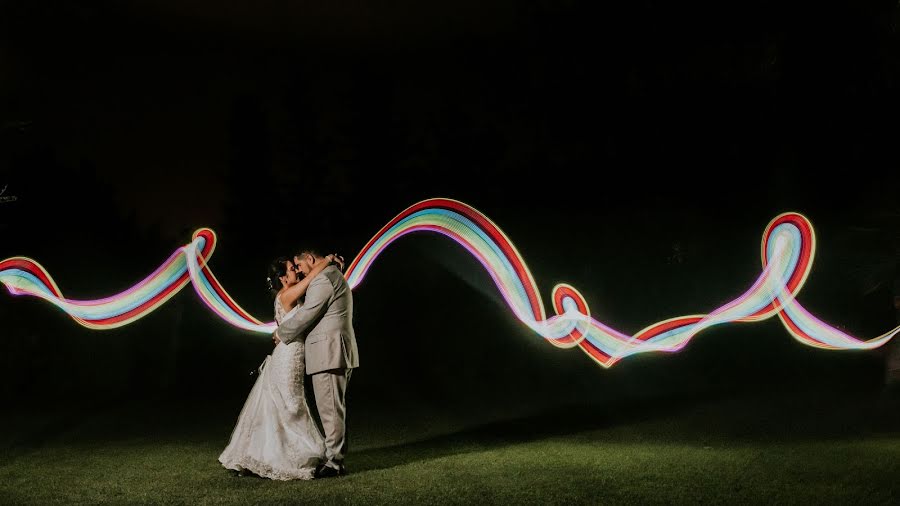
(278, 255), (335, 309)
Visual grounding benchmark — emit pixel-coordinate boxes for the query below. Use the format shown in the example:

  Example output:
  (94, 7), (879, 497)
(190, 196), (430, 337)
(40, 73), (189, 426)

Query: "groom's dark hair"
(294, 246), (325, 259)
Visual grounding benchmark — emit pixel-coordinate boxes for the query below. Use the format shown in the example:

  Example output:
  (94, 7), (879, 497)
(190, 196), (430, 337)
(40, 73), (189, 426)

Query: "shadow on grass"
(350, 394), (685, 473)
(351, 385), (900, 474)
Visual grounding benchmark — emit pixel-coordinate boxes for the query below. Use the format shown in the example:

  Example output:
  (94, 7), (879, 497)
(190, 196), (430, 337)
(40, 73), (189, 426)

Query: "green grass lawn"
(3, 388), (900, 505)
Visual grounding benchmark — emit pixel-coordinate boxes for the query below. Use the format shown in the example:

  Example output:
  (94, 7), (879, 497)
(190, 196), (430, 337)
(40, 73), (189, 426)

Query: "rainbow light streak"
(0, 229), (274, 333)
(2, 198), (899, 368)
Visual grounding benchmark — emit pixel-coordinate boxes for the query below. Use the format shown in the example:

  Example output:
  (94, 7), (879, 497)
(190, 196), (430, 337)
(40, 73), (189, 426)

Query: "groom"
(274, 246), (359, 478)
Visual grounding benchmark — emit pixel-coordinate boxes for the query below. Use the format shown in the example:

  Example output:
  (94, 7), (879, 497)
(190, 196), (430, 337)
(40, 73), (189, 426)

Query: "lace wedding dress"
(218, 297), (325, 480)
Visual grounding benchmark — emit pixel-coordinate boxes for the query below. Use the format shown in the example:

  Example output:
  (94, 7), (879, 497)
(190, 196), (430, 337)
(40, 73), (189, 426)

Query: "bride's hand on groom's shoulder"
(327, 253), (345, 272)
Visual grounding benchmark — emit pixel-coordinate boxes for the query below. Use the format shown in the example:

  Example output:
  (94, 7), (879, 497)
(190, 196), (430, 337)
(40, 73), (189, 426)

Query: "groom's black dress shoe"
(315, 464), (346, 478)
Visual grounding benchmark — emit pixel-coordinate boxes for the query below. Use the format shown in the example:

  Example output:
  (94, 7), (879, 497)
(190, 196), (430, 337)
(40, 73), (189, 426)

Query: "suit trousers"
(311, 368), (352, 469)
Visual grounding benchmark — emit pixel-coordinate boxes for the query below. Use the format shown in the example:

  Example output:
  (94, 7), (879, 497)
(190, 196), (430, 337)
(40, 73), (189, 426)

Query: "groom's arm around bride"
(274, 271), (332, 346)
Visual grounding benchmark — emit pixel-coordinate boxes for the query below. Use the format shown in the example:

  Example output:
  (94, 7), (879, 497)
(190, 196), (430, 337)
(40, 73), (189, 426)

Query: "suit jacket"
(277, 264), (359, 375)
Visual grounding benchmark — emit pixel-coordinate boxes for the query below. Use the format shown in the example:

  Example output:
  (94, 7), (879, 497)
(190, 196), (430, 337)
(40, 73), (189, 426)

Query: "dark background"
(0, 0), (898, 418)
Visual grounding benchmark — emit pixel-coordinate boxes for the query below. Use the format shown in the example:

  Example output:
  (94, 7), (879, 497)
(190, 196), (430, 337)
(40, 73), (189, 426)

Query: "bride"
(219, 253), (341, 480)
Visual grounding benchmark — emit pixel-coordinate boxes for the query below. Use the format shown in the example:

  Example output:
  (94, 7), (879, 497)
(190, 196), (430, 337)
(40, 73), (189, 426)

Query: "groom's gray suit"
(276, 264), (358, 472)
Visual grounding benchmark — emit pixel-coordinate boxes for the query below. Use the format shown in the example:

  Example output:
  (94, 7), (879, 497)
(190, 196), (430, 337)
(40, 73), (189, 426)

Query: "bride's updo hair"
(266, 256), (291, 297)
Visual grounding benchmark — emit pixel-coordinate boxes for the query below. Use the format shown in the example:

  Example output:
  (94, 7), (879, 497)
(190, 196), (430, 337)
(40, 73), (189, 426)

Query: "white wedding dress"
(218, 297), (325, 480)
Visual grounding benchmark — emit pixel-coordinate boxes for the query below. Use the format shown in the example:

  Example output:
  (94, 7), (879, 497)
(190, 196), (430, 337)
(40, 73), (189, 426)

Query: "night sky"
(1, 1), (898, 410)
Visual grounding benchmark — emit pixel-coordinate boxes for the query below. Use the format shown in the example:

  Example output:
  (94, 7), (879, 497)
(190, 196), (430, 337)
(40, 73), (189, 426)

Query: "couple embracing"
(219, 247), (359, 480)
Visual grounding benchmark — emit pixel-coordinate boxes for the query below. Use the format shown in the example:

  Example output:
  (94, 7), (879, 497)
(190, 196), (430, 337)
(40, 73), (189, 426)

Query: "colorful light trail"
(3, 198), (898, 368)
